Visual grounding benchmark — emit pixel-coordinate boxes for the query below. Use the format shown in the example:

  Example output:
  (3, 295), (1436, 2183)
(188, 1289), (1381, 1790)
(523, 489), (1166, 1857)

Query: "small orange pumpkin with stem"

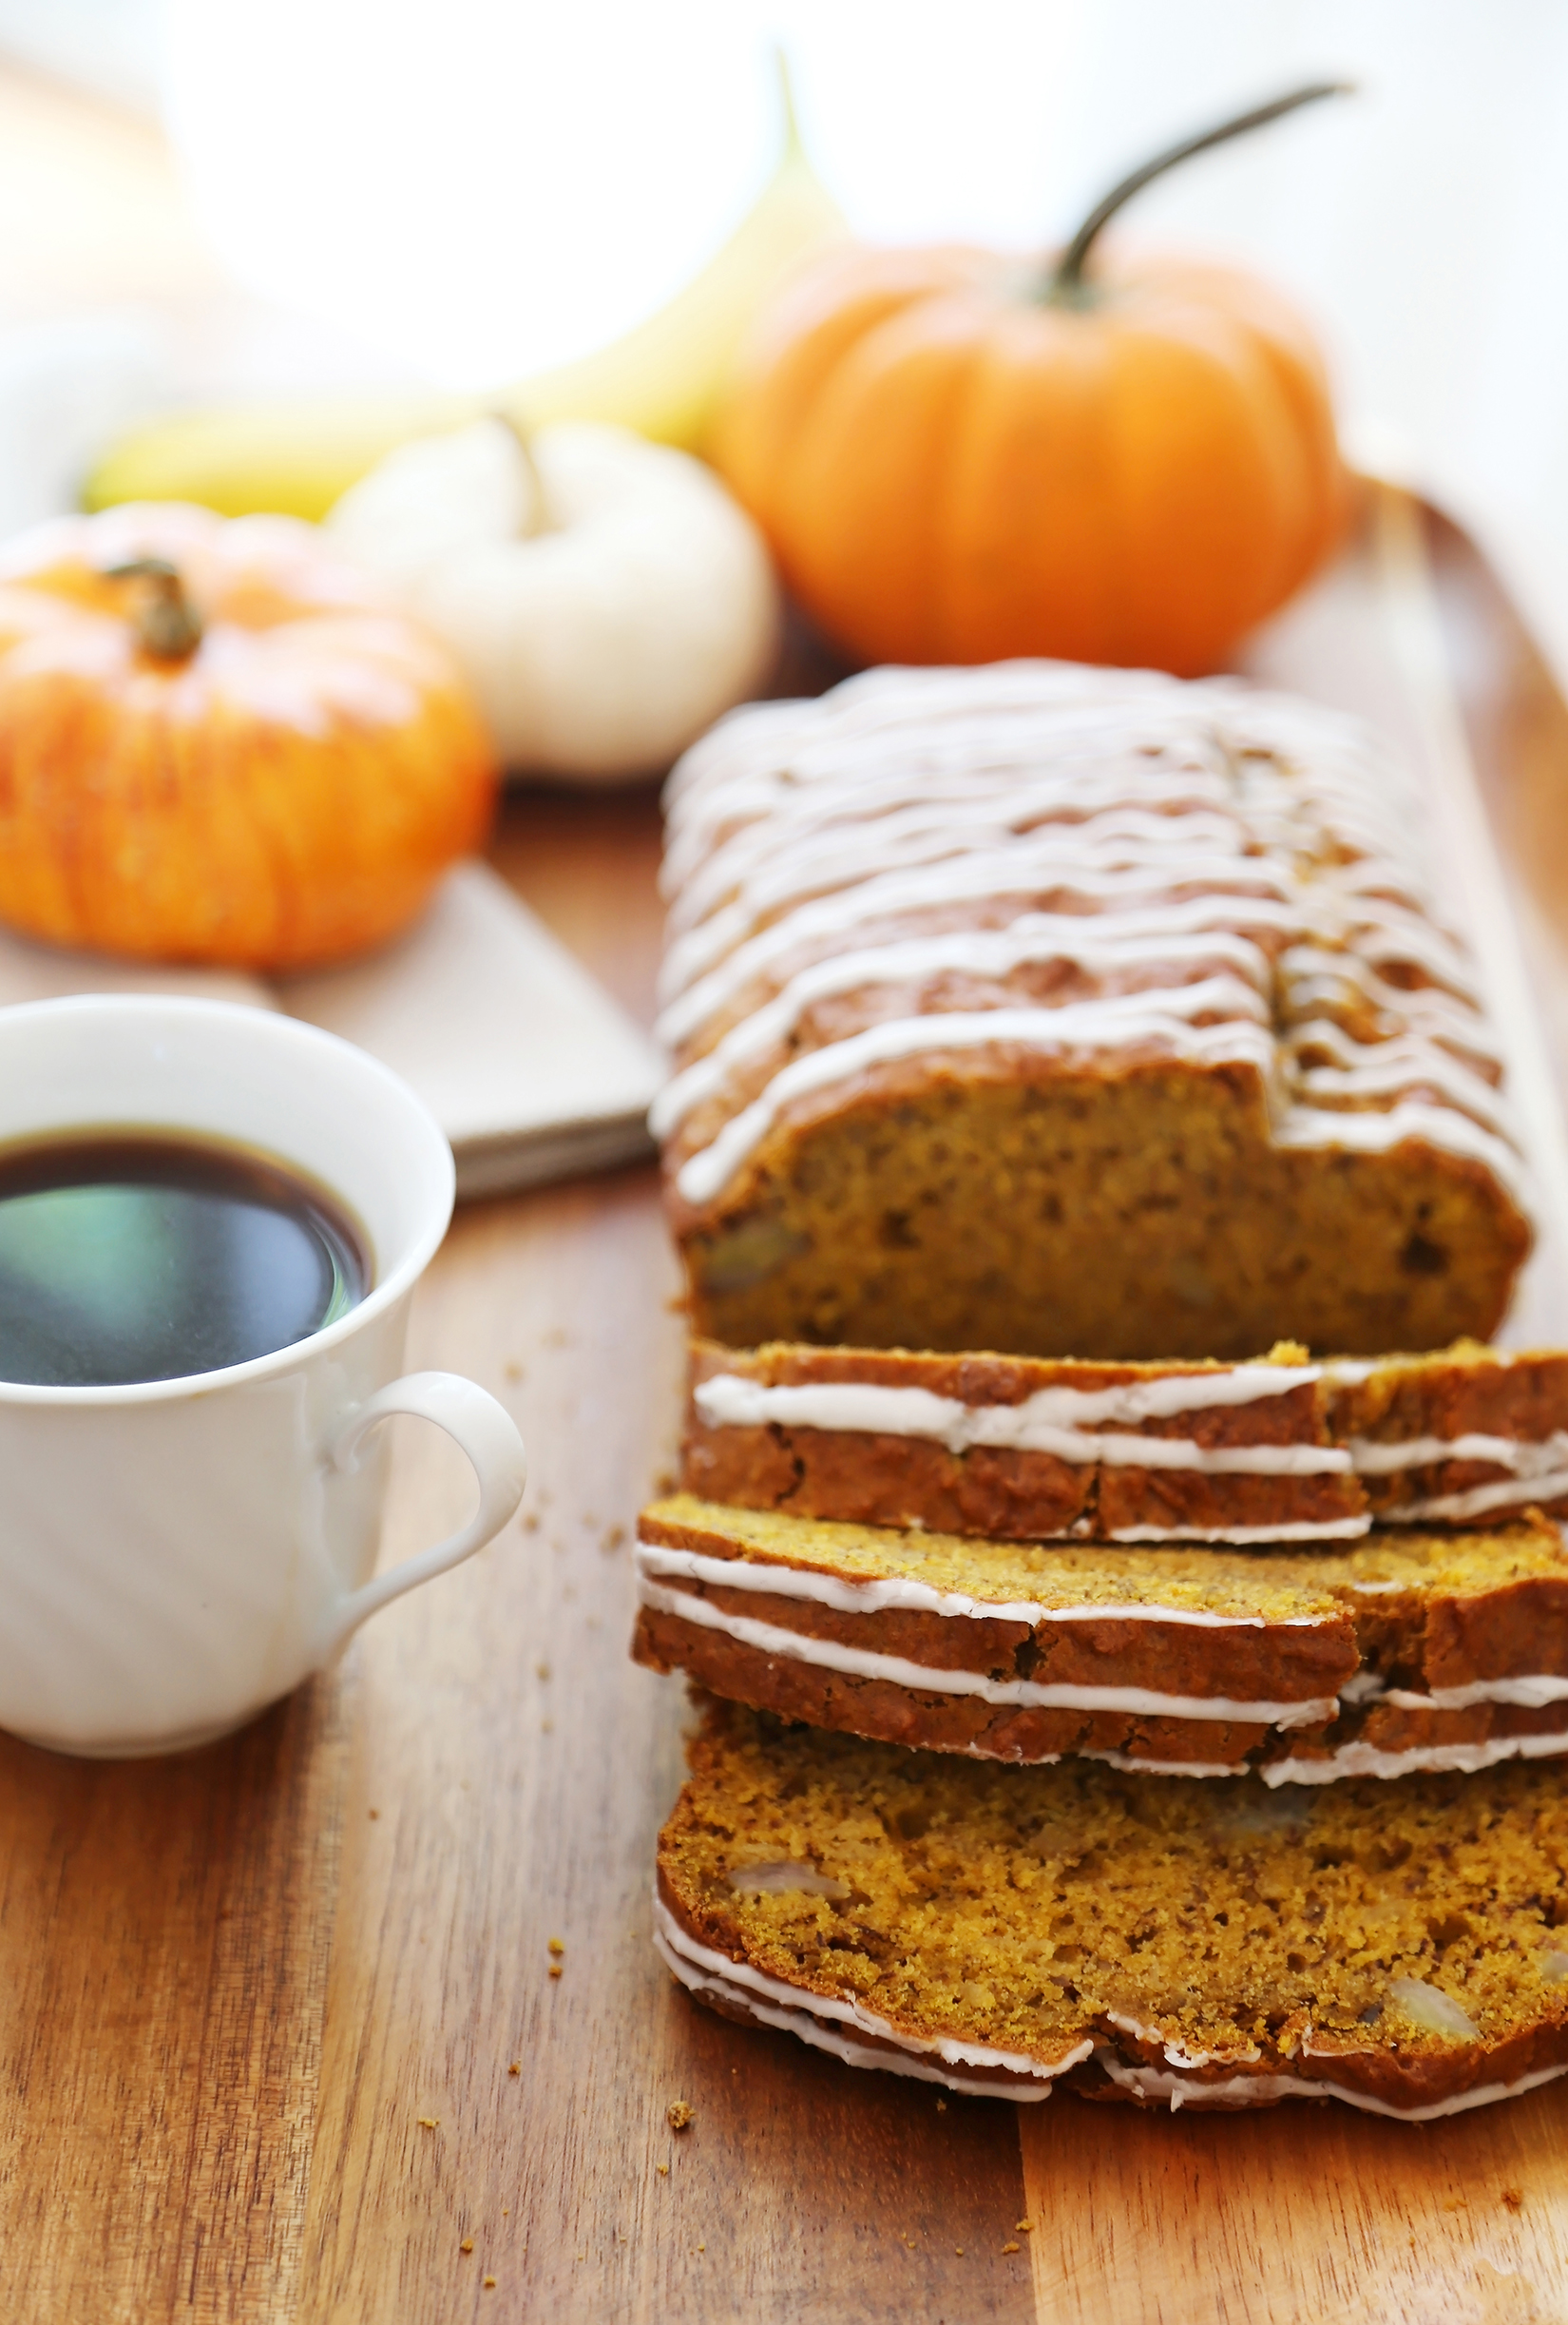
(0, 502), (495, 970)
(715, 83), (1351, 676)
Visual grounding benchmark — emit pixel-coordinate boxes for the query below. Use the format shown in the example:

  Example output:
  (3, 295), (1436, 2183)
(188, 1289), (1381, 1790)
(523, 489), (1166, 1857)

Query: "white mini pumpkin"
(327, 416), (780, 781)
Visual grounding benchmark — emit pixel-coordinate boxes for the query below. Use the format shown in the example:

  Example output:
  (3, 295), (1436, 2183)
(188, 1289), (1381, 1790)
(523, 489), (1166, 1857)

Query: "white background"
(8, 1), (1568, 685)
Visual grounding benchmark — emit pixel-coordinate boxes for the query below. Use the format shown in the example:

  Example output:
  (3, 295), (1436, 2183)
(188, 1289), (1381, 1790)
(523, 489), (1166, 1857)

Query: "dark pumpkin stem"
(1046, 80), (1353, 302)
(105, 556), (203, 662)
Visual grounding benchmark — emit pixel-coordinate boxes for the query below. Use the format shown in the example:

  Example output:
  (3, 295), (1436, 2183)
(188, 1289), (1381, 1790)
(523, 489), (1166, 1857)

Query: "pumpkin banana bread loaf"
(655, 663), (1530, 1358)
(657, 1700), (1568, 2114)
(683, 1336), (1568, 1544)
(633, 1497), (1568, 1783)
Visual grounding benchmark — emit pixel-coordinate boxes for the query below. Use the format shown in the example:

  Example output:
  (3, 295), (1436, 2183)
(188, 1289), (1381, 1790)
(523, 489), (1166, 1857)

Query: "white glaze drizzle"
(689, 1366), (1346, 1472)
(1080, 1748), (1247, 1779)
(1291, 1051), (1517, 1140)
(675, 1004), (1276, 1208)
(1349, 1430), (1568, 1476)
(660, 664), (1526, 1229)
(1381, 1472), (1568, 1523)
(656, 1936), (1059, 2100)
(1105, 2012), (1263, 2070)
(1272, 1099), (1528, 1205)
(636, 1539), (1338, 1630)
(660, 834), (1290, 1011)
(651, 922), (1271, 1143)
(672, 800), (1253, 970)
(690, 1371), (1568, 1511)
(1280, 951), (1487, 1029)
(1380, 1674), (1568, 1710)
(1262, 1727), (1568, 1786)
(1092, 2049), (1568, 2119)
(668, 768), (1236, 933)
(1106, 1520), (1370, 1542)
(662, 667), (1231, 862)
(1287, 1007), (1501, 1080)
(1300, 1672), (1568, 1713)
(657, 870), (1298, 1050)
(637, 1577), (1338, 1726)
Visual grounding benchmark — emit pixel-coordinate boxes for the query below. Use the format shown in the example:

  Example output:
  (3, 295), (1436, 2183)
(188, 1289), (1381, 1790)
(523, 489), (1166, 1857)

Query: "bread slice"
(683, 1336), (1568, 1545)
(633, 1496), (1568, 1782)
(657, 665), (1530, 1359)
(657, 1700), (1568, 2115)
(1329, 1341), (1568, 1524)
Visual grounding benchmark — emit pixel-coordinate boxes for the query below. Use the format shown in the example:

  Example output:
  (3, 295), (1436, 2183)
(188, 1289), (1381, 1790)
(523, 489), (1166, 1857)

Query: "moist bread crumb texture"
(658, 1701), (1568, 2113)
(655, 663), (1531, 1358)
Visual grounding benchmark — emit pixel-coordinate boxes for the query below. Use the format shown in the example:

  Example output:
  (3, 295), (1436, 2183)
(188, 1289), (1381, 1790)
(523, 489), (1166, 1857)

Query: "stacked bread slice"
(638, 662), (1568, 2116)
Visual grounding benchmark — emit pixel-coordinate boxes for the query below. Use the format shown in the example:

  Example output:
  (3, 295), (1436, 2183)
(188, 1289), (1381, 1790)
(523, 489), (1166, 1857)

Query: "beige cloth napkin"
(0, 860), (661, 1200)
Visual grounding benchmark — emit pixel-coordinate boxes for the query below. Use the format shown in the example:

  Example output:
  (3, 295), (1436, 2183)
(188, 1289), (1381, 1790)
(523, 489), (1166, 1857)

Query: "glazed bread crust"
(656, 664), (1530, 1358)
(682, 1338), (1568, 1544)
(633, 1496), (1568, 1780)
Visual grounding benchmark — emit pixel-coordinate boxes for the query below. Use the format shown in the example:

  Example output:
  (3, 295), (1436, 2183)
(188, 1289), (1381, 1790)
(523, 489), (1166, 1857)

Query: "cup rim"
(0, 993), (455, 1406)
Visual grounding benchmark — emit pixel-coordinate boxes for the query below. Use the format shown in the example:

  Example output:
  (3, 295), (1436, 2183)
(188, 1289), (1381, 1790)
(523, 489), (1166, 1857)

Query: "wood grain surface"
(2, 501), (1567, 2324)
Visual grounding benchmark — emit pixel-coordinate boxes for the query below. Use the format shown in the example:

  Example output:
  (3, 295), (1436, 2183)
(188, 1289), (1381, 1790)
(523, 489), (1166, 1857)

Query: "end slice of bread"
(657, 1701), (1568, 2115)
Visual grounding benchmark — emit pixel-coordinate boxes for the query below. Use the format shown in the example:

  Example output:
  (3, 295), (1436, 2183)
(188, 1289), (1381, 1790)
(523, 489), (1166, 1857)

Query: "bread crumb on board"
(657, 2163), (670, 2177)
(460, 2240), (473, 2255)
(1003, 2241), (1021, 2255)
(667, 2100), (695, 2131)
(417, 2117), (439, 2130)
(1016, 2219), (1034, 2233)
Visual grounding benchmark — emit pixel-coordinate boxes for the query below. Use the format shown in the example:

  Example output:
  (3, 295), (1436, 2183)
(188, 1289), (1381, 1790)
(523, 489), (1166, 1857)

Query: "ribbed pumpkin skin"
(715, 243), (1347, 674)
(0, 504), (495, 970)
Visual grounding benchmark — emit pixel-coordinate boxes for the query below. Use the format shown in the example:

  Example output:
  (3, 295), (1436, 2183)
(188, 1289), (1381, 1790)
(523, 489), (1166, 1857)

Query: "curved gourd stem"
(105, 556), (203, 661)
(772, 42), (804, 160)
(1047, 80), (1353, 303)
(490, 410), (557, 536)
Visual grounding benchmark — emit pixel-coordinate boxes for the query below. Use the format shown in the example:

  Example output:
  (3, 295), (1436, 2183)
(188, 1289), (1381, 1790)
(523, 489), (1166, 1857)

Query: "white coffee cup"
(0, 994), (526, 1758)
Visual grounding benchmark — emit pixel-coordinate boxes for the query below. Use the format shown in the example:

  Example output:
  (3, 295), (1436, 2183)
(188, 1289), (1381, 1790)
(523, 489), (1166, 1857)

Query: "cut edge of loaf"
(681, 1336), (1568, 1543)
(656, 1699), (1568, 2115)
(633, 1495), (1568, 1782)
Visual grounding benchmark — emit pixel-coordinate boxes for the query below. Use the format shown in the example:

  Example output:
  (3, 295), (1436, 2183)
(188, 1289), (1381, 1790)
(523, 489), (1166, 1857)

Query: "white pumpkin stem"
(490, 412), (556, 537)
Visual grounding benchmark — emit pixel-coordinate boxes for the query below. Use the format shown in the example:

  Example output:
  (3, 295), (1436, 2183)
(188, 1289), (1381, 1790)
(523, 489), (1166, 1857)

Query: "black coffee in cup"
(0, 1132), (369, 1387)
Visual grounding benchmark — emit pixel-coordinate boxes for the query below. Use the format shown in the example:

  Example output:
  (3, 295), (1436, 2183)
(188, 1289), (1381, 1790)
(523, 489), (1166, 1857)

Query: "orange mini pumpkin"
(716, 86), (1349, 676)
(0, 502), (496, 970)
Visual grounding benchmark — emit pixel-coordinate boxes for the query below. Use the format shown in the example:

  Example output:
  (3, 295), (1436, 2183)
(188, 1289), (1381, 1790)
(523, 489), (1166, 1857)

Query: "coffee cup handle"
(321, 1371), (527, 1659)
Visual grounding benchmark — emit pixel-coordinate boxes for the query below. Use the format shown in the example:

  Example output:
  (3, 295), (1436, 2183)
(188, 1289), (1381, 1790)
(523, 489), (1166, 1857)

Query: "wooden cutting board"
(0, 493), (1565, 2325)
